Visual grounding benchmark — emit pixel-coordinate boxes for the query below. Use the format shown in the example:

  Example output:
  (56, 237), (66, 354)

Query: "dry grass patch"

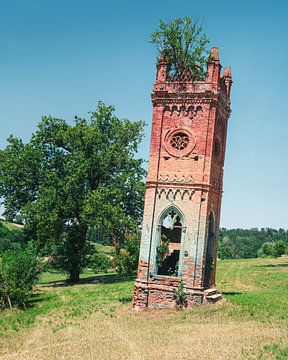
(0, 257), (287, 359)
(0, 303), (287, 360)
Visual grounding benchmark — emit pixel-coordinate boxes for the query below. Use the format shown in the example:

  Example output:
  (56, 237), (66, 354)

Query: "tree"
(272, 240), (286, 258)
(218, 244), (233, 259)
(150, 17), (210, 81)
(218, 228), (288, 259)
(0, 102), (146, 282)
(257, 242), (274, 257)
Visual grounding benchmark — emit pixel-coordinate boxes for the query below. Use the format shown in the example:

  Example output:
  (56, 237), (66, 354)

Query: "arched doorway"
(156, 207), (184, 277)
(204, 212), (215, 288)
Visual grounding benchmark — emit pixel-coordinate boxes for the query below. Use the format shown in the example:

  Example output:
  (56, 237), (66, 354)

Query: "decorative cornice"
(158, 174), (195, 184)
(146, 180), (223, 194)
(151, 90), (231, 116)
(152, 98), (213, 107)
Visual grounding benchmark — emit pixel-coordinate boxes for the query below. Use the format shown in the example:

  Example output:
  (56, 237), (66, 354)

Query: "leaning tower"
(133, 48), (232, 309)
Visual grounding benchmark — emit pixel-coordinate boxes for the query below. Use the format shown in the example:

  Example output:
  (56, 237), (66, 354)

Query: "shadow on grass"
(29, 293), (57, 304)
(40, 273), (135, 288)
(256, 263), (288, 268)
(222, 291), (242, 296)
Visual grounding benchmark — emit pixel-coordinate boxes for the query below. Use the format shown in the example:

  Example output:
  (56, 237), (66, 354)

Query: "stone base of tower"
(133, 277), (222, 310)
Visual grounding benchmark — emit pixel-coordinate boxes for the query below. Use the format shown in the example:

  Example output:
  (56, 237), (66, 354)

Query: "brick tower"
(133, 47), (232, 309)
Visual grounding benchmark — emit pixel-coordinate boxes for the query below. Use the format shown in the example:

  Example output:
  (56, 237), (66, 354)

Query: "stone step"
(204, 288), (218, 296)
(206, 293), (222, 303)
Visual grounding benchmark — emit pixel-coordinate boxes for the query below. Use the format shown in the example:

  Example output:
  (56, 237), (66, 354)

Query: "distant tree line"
(218, 228), (288, 259)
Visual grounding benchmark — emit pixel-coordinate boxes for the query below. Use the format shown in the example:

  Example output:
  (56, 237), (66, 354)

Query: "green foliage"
(0, 243), (42, 309)
(0, 102), (146, 281)
(156, 235), (169, 267)
(90, 252), (110, 273)
(48, 225), (94, 281)
(218, 244), (233, 259)
(114, 233), (140, 275)
(218, 228), (288, 259)
(150, 17), (210, 81)
(174, 281), (187, 309)
(272, 240), (286, 258)
(257, 242), (274, 258)
(0, 223), (24, 254)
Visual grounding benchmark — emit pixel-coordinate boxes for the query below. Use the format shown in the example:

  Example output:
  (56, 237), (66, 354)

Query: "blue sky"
(0, 0), (288, 229)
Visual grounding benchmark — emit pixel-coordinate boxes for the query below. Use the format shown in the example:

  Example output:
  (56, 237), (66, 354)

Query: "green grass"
(0, 270), (134, 336)
(0, 257), (287, 359)
(1, 256), (287, 336)
(0, 220), (23, 230)
(94, 242), (115, 255)
(216, 257), (288, 322)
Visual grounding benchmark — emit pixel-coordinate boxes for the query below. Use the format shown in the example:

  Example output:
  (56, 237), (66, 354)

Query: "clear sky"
(0, 0), (288, 229)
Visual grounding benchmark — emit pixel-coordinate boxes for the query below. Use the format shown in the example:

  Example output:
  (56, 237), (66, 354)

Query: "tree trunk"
(69, 269), (80, 283)
(67, 222), (88, 283)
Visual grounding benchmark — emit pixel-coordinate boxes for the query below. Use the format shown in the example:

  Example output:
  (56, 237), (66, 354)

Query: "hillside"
(0, 256), (287, 359)
(0, 220), (23, 230)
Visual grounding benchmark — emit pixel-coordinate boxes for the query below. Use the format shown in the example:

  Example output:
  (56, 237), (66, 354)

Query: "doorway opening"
(157, 208), (183, 276)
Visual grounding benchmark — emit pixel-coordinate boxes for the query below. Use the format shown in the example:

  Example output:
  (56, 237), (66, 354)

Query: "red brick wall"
(134, 48), (232, 309)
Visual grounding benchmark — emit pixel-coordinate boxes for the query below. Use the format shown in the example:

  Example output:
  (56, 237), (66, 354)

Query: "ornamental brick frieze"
(158, 174), (195, 184)
(156, 187), (195, 201)
(146, 180), (212, 193)
(163, 105), (203, 119)
(152, 90), (215, 104)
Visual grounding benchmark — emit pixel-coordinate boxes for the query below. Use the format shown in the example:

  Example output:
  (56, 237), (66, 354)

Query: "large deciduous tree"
(150, 17), (210, 81)
(0, 102), (146, 282)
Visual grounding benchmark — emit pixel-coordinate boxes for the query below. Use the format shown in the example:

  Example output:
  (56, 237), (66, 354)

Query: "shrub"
(0, 242), (42, 309)
(90, 253), (110, 273)
(272, 240), (286, 258)
(257, 242), (274, 258)
(218, 244), (233, 259)
(114, 233), (140, 275)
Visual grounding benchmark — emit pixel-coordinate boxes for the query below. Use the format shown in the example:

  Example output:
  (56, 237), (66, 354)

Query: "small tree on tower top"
(150, 17), (210, 81)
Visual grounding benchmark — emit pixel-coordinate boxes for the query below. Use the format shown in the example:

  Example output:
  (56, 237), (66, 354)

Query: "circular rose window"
(170, 133), (190, 150)
(164, 127), (195, 157)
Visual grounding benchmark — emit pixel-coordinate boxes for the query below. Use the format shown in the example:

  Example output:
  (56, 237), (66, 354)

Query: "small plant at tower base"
(150, 17), (210, 81)
(174, 281), (188, 309)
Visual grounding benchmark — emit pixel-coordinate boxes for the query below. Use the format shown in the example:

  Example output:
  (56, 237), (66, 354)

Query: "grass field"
(0, 256), (287, 359)
(0, 220), (23, 230)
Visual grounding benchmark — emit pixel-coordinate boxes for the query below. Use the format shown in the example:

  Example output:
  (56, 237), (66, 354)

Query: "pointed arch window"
(156, 207), (184, 277)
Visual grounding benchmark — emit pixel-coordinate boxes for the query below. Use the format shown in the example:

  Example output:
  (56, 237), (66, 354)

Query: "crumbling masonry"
(133, 48), (232, 309)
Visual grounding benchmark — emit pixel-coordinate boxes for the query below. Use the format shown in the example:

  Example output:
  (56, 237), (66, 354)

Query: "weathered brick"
(133, 48), (232, 310)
